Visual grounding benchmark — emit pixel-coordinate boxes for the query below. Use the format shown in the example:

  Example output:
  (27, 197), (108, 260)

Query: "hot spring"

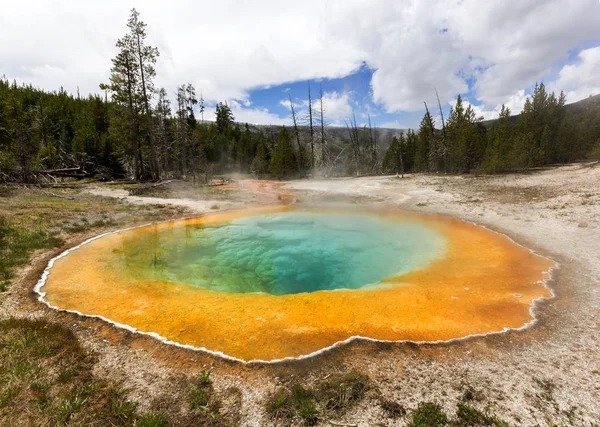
(122, 211), (445, 295)
(37, 206), (555, 362)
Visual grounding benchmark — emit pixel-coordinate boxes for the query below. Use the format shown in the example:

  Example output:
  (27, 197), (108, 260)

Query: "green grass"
(136, 412), (171, 427)
(408, 402), (449, 427)
(0, 216), (63, 291)
(0, 318), (145, 426)
(188, 370), (223, 424)
(266, 371), (370, 425)
(454, 403), (510, 426)
(406, 401), (511, 427)
(266, 383), (318, 425)
(319, 370), (369, 412)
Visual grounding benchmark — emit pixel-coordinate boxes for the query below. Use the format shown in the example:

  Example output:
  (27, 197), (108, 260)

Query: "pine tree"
(415, 107), (435, 171)
(215, 102), (234, 134)
(127, 8), (160, 180)
(483, 105), (512, 173)
(269, 127), (296, 179)
(383, 133), (405, 176)
(446, 95), (480, 172)
(104, 32), (142, 180)
(251, 140), (270, 177)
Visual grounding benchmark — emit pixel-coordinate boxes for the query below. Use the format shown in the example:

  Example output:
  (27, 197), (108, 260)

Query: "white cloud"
(324, 0), (599, 111)
(320, 91), (353, 123)
(548, 47), (600, 103)
(280, 90), (354, 125)
(208, 101), (289, 126)
(1, 0), (599, 124)
(461, 90), (529, 121)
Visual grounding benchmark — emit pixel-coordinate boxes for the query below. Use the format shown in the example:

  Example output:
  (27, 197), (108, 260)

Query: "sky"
(1, 0), (600, 129)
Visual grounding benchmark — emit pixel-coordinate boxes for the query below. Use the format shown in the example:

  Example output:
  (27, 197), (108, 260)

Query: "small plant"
(189, 370), (220, 421)
(297, 397), (318, 425)
(136, 412), (171, 427)
(455, 403), (483, 425)
(198, 370), (212, 386)
(290, 384), (318, 424)
(56, 387), (92, 423)
(320, 371), (369, 412)
(381, 400), (406, 418)
(266, 390), (291, 419)
(266, 383), (318, 425)
(103, 387), (138, 424)
(450, 403), (510, 426)
(30, 381), (51, 407)
(408, 402), (448, 427)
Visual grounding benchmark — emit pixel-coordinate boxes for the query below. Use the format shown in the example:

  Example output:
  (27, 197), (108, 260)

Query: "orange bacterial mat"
(37, 206), (555, 362)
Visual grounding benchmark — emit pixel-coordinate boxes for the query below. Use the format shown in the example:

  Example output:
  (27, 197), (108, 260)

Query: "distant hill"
(242, 123), (407, 153)
(482, 93), (600, 128)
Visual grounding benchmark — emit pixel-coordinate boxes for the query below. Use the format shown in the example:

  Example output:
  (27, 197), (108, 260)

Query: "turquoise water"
(118, 212), (446, 295)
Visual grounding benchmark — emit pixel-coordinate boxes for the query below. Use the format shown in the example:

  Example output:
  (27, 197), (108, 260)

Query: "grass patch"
(408, 402), (449, 426)
(0, 216), (62, 291)
(318, 370), (369, 413)
(406, 401), (511, 427)
(189, 370), (222, 424)
(266, 371), (369, 425)
(136, 411), (171, 427)
(0, 318), (146, 426)
(454, 403), (509, 426)
(266, 383), (318, 425)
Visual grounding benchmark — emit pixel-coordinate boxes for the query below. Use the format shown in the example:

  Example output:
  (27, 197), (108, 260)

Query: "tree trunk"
(308, 82), (314, 169)
(125, 63), (140, 181)
(39, 93), (48, 148)
(435, 88), (448, 173)
(136, 33), (159, 180)
(320, 85), (325, 167)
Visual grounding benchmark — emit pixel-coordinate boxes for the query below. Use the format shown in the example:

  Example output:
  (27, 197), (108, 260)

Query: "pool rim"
(33, 207), (559, 364)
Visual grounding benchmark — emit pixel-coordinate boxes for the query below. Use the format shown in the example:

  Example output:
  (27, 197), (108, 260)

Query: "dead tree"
(307, 81), (315, 169)
(435, 88), (448, 173)
(39, 93), (48, 149)
(11, 99), (28, 182)
(288, 93), (302, 152)
(319, 85), (326, 167)
(345, 110), (362, 176)
(367, 114), (378, 173)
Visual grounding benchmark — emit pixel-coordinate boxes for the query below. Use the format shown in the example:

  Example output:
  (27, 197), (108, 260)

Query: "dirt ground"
(1, 163), (599, 426)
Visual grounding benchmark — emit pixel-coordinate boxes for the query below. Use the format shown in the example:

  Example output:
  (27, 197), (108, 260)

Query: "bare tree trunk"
(12, 100), (27, 182)
(289, 93), (302, 151)
(308, 81), (314, 169)
(435, 88), (448, 173)
(319, 85), (326, 167)
(346, 110), (361, 176)
(176, 97), (186, 177)
(125, 63), (141, 181)
(368, 114), (377, 173)
(39, 93), (48, 148)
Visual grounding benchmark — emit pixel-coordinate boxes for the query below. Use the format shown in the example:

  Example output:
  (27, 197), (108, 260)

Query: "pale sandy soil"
(2, 163), (599, 426)
(284, 163), (600, 426)
(87, 186), (242, 212)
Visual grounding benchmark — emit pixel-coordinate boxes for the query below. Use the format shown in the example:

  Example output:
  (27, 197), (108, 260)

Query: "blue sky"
(2, 1), (600, 129)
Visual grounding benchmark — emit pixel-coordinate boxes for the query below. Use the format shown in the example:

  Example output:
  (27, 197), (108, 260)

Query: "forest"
(1, 9), (599, 184)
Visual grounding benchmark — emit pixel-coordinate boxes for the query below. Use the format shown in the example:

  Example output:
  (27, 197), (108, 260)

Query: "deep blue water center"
(120, 212), (446, 295)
